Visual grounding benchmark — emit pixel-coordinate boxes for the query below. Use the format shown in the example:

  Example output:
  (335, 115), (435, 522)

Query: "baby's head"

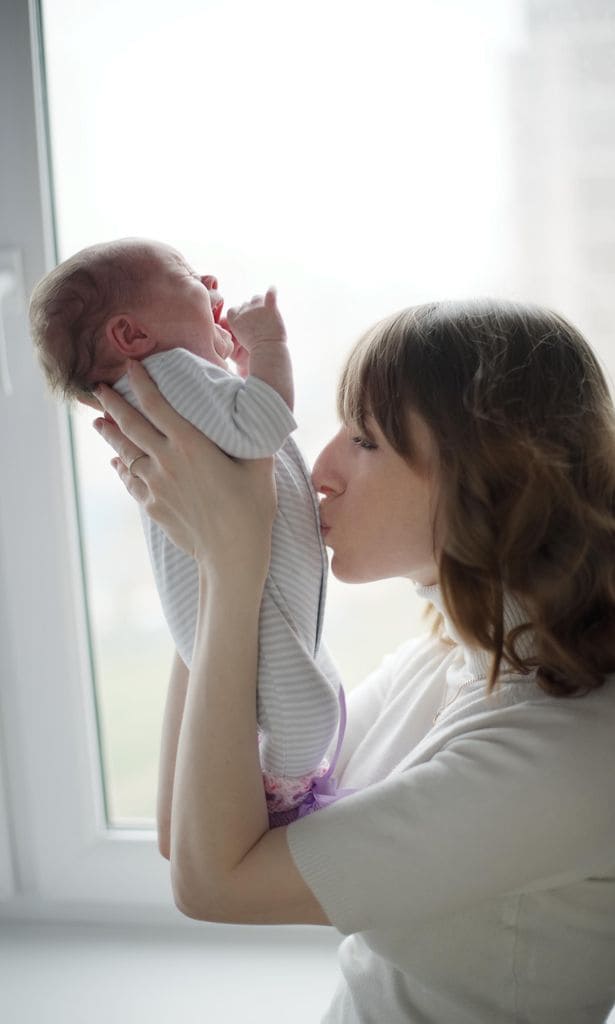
(29, 237), (232, 402)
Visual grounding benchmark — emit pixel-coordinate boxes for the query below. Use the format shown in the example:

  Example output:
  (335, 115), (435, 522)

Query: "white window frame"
(0, 0), (180, 926)
(0, 1), (335, 942)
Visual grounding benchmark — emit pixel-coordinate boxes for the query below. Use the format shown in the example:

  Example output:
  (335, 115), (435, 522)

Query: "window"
(2, 0), (614, 920)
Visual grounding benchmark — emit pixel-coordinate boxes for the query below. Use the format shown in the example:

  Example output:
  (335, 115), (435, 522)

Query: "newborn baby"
(29, 238), (343, 824)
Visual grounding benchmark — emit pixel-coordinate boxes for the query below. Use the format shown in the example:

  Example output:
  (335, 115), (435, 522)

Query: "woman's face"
(312, 411), (441, 586)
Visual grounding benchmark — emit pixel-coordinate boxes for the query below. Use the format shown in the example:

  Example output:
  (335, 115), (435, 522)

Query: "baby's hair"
(29, 238), (159, 401)
(338, 298), (615, 699)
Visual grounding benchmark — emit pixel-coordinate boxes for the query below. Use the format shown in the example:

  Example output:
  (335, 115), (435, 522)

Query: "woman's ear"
(105, 314), (155, 357)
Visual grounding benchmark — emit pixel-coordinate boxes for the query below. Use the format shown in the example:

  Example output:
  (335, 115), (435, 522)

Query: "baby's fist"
(225, 288), (287, 351)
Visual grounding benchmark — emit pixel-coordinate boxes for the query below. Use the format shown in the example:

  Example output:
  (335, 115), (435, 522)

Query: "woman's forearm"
(169, 568), (269, 919)
(156, 650), (189, 860)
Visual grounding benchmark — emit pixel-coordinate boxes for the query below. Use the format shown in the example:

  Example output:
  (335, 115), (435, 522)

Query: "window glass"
(40, 0), (615, 823)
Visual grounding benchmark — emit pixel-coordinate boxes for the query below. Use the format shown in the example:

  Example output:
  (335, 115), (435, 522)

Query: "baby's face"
(138, 245), (233, 367)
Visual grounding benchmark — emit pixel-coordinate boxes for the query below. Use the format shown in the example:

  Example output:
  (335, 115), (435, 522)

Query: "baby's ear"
(106, 314), (150, 355)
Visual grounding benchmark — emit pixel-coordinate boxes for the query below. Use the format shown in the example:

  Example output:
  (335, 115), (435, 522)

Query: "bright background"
(40, 0), (615, 824)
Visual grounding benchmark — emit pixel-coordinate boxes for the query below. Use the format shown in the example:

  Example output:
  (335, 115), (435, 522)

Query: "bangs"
(336, 327), (376, 431)
(336, 310), (419, 457)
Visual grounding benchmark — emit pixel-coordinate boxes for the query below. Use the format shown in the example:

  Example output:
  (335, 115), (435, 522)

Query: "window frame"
(0, 0), (202, 927)
(0, 4), (410, 969)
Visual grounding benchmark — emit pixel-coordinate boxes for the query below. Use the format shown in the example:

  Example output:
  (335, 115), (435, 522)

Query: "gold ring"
(128, 453), (147, 476)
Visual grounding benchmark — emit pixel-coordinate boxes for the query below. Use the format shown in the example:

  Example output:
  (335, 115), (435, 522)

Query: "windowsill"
(0, 919), (341, 1023)
(3, 920), (614, 1023)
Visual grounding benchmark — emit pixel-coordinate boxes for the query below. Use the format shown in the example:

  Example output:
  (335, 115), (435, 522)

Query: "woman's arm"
(93, 362), (330, 925)
(171, 567), (327, 923)
(157, 650), (188, 860)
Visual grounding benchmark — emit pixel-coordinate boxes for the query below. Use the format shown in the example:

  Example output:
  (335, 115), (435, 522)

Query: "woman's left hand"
(92, 360), (277, 583)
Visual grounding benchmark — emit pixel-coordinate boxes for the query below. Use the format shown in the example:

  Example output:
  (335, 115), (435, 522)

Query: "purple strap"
(296, 685), (357, 818)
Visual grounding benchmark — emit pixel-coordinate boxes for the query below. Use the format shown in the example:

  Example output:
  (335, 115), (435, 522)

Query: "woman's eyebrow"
(346, 416), (377, 442)
(362, 414), (379, 440)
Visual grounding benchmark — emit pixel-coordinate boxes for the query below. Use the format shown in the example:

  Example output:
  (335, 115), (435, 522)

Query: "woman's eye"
(351, 436), (377, 451)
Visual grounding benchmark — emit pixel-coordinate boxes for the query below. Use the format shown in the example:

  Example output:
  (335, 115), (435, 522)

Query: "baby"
(29, 238), (345, 825)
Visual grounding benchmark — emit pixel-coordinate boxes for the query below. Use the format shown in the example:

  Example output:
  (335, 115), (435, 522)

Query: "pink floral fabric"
(262, 760), (330, 813)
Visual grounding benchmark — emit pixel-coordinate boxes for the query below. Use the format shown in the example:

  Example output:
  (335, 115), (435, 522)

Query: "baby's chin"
(181, 332), (232, 368)
(212, 328), (234, 362)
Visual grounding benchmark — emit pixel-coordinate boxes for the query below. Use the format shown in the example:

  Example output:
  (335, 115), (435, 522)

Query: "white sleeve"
(287, 689), (615, 935)
(142, 349), (297, 457)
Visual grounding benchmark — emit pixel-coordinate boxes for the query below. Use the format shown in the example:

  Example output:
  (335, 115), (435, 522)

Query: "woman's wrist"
(196, 558), (268, 601)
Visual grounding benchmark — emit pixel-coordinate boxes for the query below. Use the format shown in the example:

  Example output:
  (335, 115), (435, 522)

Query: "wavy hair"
(338, 298), (615, 697)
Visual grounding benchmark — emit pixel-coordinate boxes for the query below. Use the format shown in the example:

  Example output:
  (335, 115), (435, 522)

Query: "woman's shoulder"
(477, 669), (615, 724)
(420, 671), (615, 786)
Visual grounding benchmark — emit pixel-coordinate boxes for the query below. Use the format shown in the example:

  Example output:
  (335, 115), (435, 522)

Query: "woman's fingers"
(94, 377), (166, 453)
(111, 457), (149, 503)
(94, 415), (145, 467)
(95, 360), (193, 452)
(120, 360), (195, 438)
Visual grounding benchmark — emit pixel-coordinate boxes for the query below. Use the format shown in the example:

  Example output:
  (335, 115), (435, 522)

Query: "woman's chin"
(330, 555), (371, 585)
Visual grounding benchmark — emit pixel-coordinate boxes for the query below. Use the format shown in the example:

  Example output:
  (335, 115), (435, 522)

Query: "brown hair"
(338, 298), (615, 698)
(29, 239), (157, 400)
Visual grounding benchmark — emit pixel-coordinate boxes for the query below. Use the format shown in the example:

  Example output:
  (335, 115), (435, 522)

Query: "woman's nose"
(201, 274), (219, 291)
(312, 433), (342, 495)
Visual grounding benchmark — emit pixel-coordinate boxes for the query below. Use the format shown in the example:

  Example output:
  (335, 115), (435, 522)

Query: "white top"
(114, 349), (341, 779)
(287, 582), (615, 1023)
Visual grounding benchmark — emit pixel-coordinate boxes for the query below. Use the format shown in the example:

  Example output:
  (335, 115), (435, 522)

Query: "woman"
(92, 298), (615, 1023)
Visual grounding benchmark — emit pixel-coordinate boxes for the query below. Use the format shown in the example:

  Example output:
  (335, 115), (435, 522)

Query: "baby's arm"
(226, 288), (294, 412)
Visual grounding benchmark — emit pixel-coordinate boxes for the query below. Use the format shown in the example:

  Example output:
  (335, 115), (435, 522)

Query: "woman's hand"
(92, 360), (277, 583)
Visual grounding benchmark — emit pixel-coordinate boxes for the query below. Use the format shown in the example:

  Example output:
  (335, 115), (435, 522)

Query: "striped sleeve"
(141, 349), (297, 457)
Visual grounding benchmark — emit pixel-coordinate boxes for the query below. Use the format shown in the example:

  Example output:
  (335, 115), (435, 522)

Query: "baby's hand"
(226, 288), (293, 410)
(230, 332), (251, 379)
(225, 288), (286, 352)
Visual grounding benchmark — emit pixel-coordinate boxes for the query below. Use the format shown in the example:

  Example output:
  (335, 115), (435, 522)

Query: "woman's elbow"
(157, 828), (171, 861)
(170, 861), (226, 922)
(173, 891), (210, 921)
(172, 888), (232, 923)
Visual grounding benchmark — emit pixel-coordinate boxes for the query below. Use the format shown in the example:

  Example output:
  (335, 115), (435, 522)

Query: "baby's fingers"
(264, 287), (277, 309)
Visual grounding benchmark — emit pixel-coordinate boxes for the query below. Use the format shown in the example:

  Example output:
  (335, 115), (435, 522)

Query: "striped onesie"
(114, 348), (342, 817)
